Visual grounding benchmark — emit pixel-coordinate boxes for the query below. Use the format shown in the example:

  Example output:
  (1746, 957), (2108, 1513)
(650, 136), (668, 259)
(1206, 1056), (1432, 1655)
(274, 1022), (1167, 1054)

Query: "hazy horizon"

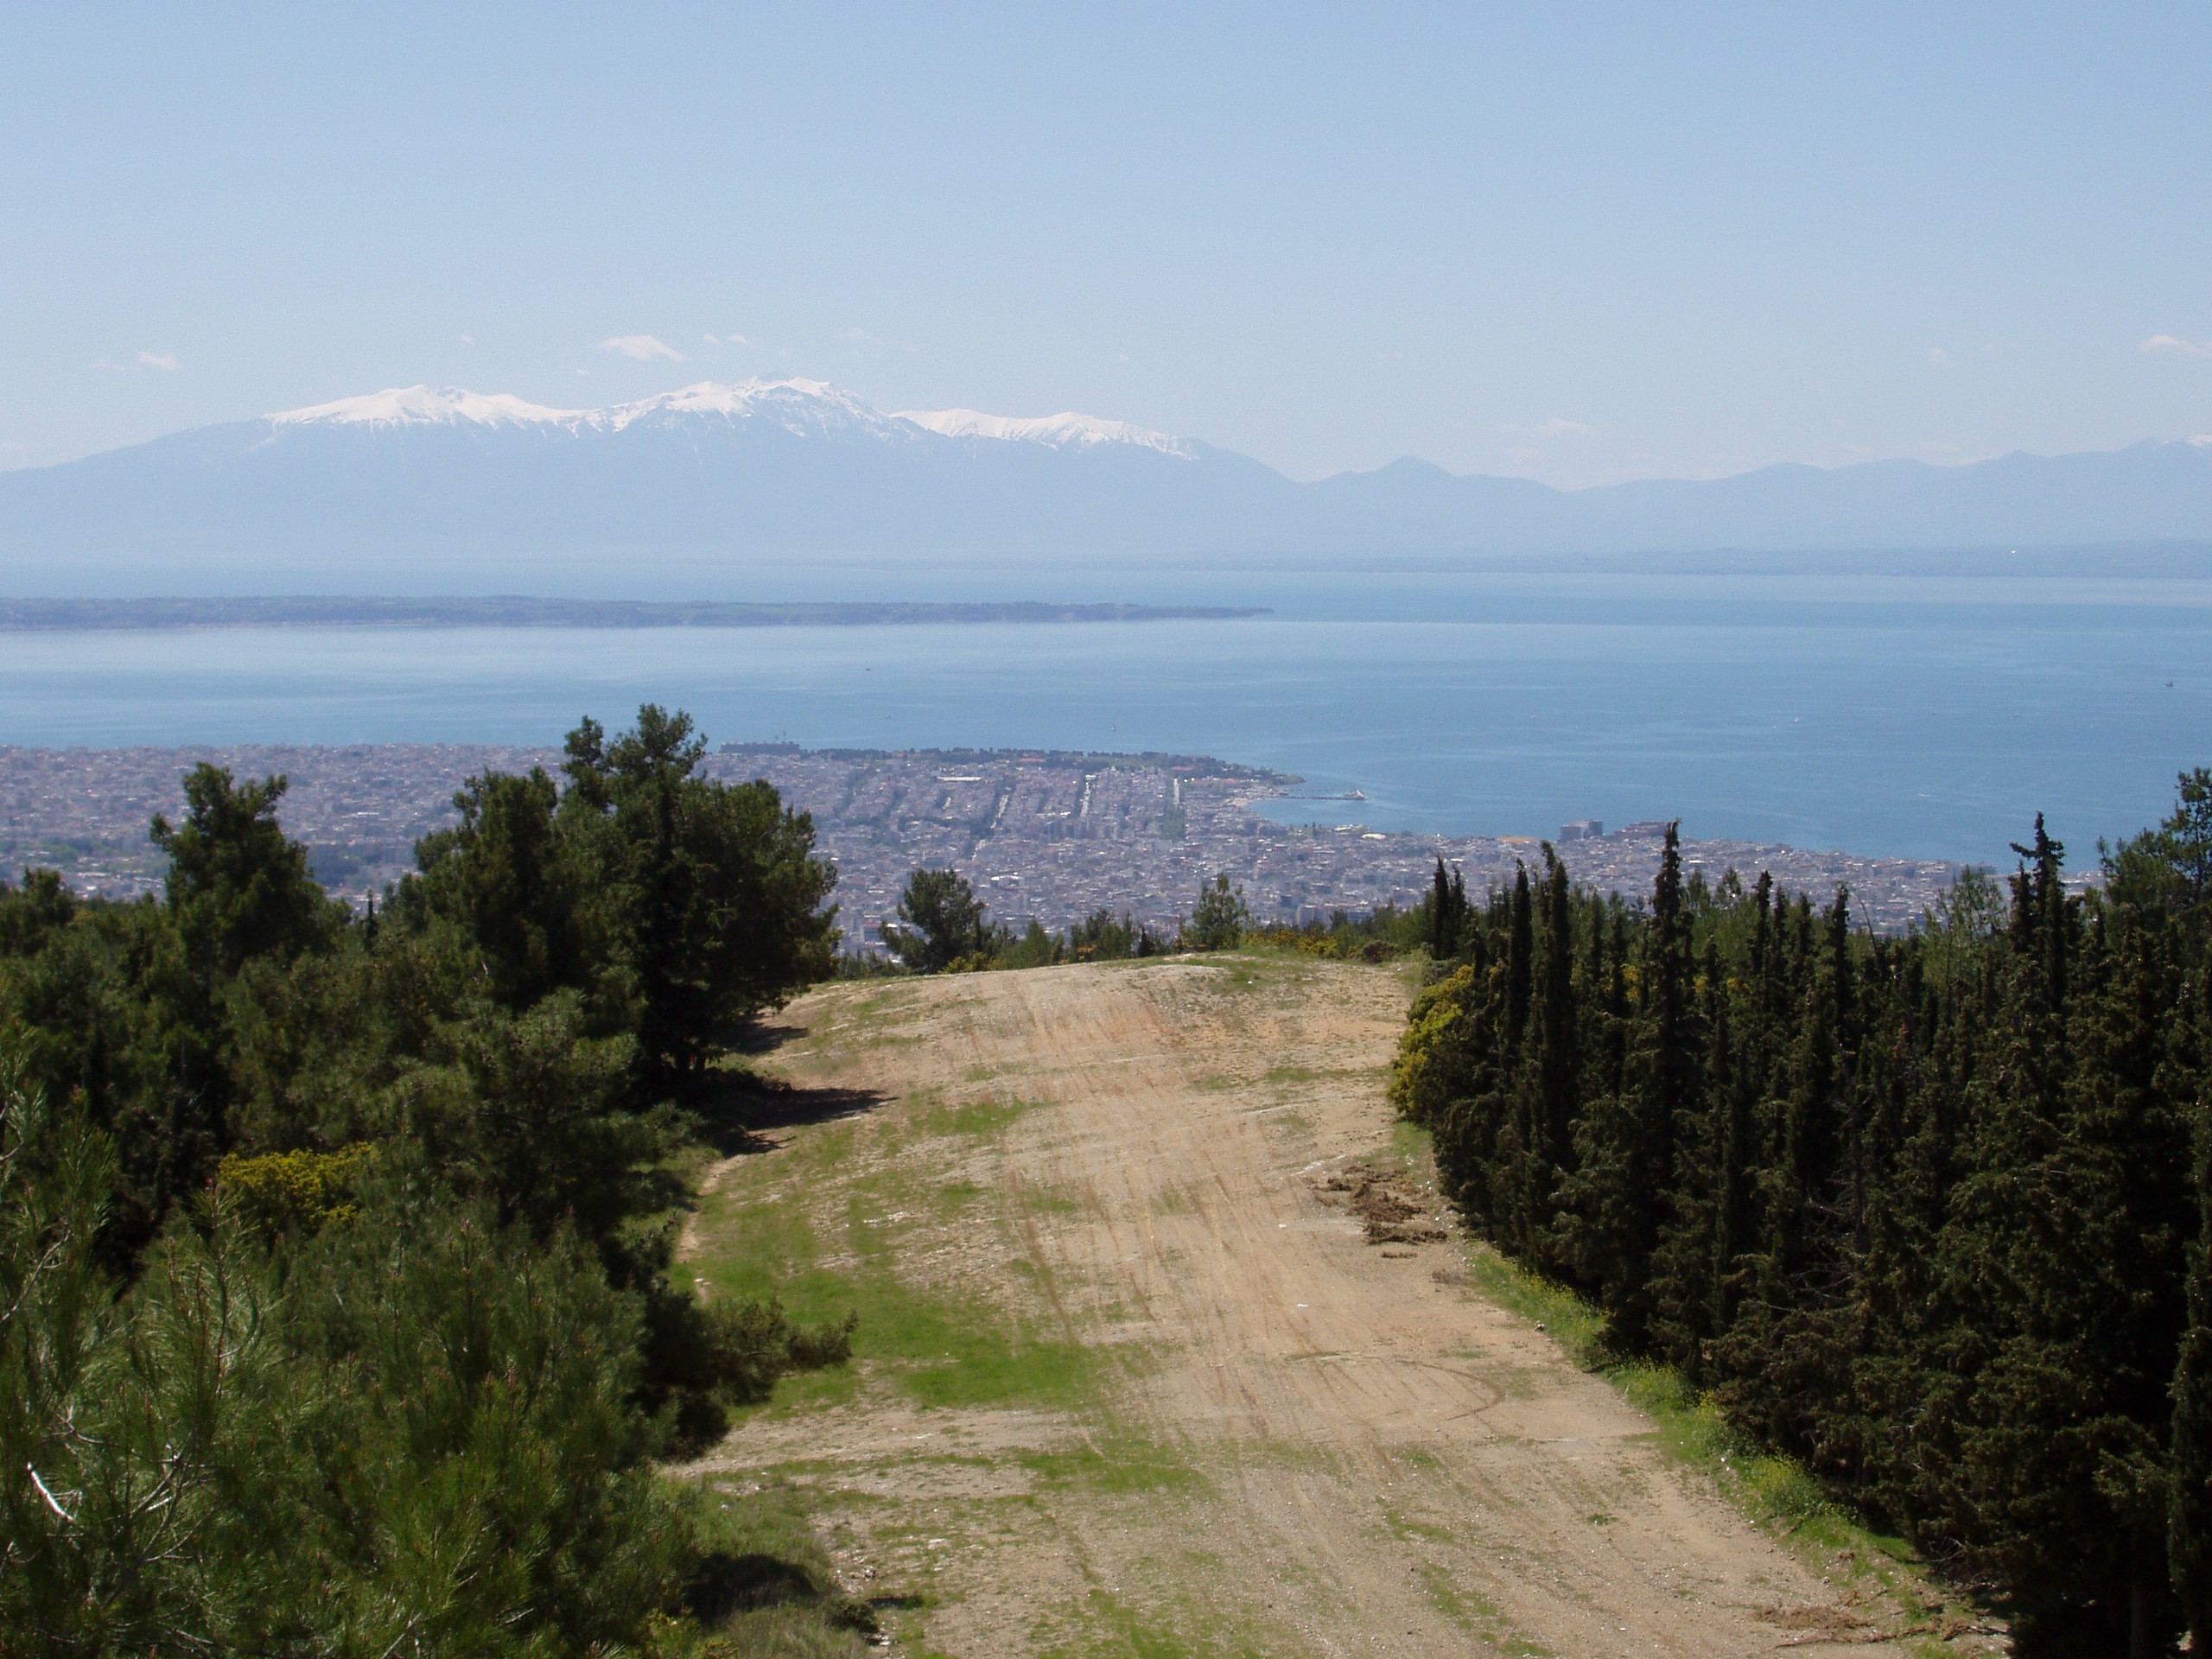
(10, 372), (2212, 493)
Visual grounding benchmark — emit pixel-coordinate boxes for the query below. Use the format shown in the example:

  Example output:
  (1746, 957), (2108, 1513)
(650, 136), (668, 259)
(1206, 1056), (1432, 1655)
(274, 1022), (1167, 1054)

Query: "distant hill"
(3, 378), (2209, 591)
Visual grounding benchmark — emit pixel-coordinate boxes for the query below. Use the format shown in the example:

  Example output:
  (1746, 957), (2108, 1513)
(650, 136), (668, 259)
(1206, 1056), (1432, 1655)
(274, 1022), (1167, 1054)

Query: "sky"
(3, 4), (2209, 487)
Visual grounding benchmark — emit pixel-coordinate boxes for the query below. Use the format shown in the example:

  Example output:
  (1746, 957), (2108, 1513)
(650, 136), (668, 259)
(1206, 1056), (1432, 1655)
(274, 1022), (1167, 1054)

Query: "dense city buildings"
(0, 741), (1967, 938)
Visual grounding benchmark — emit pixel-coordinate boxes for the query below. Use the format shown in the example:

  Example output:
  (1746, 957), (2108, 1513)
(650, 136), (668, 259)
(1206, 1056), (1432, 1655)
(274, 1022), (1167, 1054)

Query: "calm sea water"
(2, 570), (2207, 868)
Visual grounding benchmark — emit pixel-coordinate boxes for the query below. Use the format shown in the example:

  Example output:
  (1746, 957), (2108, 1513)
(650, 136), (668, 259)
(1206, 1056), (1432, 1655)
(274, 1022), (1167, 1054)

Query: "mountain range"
(4, 378), (2209, 592)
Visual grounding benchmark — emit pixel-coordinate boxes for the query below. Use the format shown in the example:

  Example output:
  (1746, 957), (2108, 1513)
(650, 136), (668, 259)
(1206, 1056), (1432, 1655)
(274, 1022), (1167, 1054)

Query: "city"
(0, 740), (1966, 938)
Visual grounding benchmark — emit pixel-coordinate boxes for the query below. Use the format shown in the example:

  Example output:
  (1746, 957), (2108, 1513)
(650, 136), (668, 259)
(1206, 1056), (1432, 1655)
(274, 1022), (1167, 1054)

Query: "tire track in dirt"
(689, 959), (1955, 1657)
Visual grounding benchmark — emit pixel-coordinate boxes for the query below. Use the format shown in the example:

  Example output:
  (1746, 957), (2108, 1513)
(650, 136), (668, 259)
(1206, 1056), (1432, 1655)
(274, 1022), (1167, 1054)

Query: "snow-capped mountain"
(266, 385), (596, 431)
(263, 378), (1194, 455)
(893, 405), (1193, 458)
(3, 378), (2209, 594)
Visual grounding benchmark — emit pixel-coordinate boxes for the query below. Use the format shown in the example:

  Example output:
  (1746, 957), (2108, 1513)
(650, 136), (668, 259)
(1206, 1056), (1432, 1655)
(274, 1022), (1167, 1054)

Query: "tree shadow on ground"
(685, 1551), (878, 1632)
(728, 1017), (805, 1057)
(685, 1068), (887, 1158)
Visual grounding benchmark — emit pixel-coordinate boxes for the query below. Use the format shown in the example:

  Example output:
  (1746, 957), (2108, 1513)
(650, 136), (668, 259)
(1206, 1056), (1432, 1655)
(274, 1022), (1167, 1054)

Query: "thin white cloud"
(2190, 434), (2212, 448)
(703, 332), (752, 348)
(1929, 347), (1954, 367)
(844, 326), (880, 345)
(2143, 334), (2212, 359)
(1497, 416), (1598, 438)
(598, 334), (685, 362)
(94, 351), (181, 372)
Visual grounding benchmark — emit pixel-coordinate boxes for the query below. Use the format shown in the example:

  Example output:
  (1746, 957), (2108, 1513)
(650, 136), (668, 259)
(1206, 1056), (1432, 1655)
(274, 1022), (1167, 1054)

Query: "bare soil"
(680, 957), (1971, 1657)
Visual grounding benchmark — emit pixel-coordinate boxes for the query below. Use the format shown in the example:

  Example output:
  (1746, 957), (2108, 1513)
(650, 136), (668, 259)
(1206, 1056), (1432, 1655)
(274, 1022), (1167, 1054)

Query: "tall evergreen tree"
(1504, 863), (1534, 1052)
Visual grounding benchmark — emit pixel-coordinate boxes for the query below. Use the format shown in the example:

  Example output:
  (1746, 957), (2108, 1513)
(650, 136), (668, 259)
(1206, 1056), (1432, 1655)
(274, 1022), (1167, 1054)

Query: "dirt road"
(683, 957), (1957, 1657)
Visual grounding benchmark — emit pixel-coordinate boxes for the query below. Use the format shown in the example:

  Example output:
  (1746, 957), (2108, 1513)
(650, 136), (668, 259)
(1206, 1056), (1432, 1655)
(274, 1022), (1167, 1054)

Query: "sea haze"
(3, 570), (2204, 871)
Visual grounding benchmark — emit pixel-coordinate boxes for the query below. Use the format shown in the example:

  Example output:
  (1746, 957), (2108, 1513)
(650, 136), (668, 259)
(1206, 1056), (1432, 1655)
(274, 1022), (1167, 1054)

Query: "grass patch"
(1386, 1117), (1442, 1175)
(1018, 1186), (1087, 1217)
(922, 1097), (1038, 1137)
(697, 1224), (1098, 1415)
(1071, 1587), (1276, 1659)
(660, 1476), (876, 1658)
(1414, 1561), (1552, 1656)
(930, 1179), (987, 1216)
(1019, 1437), (1208, 1498)
(691, 1110), (1103, 1416)
(1459, 1243), (1608, 1364)
(1380, 1505), (1453, 1545)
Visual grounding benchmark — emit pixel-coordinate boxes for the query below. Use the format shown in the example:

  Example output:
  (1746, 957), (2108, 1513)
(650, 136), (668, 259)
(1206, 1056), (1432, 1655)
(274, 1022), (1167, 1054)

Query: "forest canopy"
(1393, 771), (2212, 1656)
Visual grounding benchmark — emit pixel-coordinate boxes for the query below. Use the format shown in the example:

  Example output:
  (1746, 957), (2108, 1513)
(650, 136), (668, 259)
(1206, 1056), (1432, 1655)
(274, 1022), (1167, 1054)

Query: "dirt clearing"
(680, 957), (1967, 1656)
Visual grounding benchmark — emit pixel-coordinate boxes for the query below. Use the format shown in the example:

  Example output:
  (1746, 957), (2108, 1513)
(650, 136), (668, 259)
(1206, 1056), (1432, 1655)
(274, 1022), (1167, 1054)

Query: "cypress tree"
(1402, 777), (2212, 1643)
(1709, 961), (1756, 1346)
(1535, 849), (1579, 1178)
(1649, 938), (1731, 1376)
(2171, 952), (2212, 1646)
(1573, 825), (1692, 1346)
(1505, 864), (1534, 1052)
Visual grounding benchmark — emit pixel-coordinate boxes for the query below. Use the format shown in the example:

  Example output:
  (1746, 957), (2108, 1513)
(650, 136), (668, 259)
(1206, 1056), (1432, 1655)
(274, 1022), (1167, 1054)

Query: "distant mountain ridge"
(4, 378), (2209, 589)
(262, 378), (1196, 457)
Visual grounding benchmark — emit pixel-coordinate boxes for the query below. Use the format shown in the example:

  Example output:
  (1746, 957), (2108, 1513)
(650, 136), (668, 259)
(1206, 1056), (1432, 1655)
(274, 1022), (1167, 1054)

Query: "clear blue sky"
(4, 3), (2209, 486)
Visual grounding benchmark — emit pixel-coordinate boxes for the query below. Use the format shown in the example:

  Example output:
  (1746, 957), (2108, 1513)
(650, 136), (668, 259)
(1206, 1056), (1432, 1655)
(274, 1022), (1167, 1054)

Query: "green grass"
(922, 1096), (1038, 1136)
(690, 1094), (1105, 1416)
(1018, 1436), (1209, 1498)
(1051, 1587), (1278, 1659)
(1015, 1184), (1087, 1217)
(658, 1476), (878, 1658)
(1413, 1561), (1553, 1657)
(696, 1209), (1099, 1415)
(1379, 1504), (1453, 1545)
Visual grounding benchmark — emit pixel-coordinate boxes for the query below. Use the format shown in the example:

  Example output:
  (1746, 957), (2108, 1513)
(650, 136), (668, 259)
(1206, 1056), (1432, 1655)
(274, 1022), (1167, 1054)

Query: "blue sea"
(3, 569), (2207, 868)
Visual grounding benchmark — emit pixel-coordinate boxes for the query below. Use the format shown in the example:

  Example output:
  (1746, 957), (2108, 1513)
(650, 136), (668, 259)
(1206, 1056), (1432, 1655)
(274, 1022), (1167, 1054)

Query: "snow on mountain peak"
(598, 378), (887, 433)
(264, 379), (1190, 455)
(268, 385), (590, 429)
(895, 406), (1193, 458)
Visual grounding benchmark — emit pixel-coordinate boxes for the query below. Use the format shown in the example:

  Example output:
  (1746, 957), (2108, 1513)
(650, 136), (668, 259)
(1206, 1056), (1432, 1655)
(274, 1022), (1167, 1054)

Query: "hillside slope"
(680, 957), (1980, 1657)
